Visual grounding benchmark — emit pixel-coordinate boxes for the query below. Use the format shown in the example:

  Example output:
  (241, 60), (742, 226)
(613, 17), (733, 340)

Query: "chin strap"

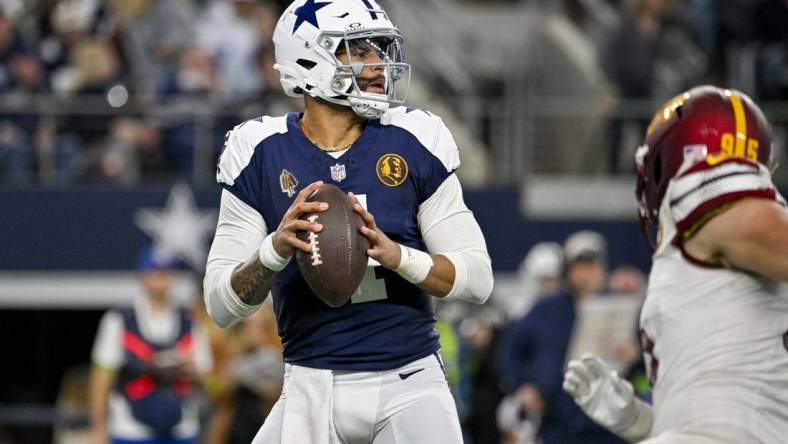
(311, 92), (390, 120)
(349, 96), (389, 119)
(638, 210), (658, 252)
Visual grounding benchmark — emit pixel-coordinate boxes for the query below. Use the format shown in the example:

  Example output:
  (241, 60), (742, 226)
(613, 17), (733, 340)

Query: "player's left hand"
(563, 354), (637, 431)
(349, 192), (401, 269)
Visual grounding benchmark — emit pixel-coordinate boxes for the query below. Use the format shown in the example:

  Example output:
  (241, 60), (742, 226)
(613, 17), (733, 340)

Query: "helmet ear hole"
(296, 59), (317, 70)
(653, 156), (662, 186)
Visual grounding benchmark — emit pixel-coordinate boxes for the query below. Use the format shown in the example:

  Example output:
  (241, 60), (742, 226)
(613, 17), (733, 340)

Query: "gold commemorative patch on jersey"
(279, 169), (298, 197)
(376, 154), (408, 187)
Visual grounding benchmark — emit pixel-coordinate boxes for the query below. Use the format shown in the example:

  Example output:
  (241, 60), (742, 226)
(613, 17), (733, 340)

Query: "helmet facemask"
(635, 143), (659, 250)
(323, 29), (410, 119)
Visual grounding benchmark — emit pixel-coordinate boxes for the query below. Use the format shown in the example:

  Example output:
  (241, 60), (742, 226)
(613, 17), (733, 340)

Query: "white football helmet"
(272, 0), (410, 119)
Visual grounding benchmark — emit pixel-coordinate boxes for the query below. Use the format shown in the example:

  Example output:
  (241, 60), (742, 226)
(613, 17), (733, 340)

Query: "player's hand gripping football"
(563, 354), (652, 442)
(348, 192), (401, 269)
(272, 181), (327, 258)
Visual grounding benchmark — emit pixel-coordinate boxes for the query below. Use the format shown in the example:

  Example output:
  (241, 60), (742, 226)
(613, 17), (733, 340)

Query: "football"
(296, 184), (369, 307)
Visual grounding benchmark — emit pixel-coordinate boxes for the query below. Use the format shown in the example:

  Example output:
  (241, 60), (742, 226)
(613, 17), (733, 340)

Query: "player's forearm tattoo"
(230, 256), (277, 306)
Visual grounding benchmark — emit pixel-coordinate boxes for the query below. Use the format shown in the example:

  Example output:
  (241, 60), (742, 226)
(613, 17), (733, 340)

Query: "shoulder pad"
(669, 159), (778, 235)
(381, 107), (460, 173)
(216, 116), (288, 186)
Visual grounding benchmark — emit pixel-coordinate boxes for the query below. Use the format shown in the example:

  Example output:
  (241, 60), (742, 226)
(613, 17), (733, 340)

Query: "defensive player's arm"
(350, 174), (493, 302)
(685, 198), (788, 280)
(563, 354), (653, 443)
(204, 183), (325, 328)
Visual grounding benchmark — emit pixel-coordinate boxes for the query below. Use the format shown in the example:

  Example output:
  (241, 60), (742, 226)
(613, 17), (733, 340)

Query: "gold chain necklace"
(300, 120), (355, 152)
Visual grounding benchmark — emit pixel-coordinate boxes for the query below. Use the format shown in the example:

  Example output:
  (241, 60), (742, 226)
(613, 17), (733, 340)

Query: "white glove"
(563, 354), (653, 442)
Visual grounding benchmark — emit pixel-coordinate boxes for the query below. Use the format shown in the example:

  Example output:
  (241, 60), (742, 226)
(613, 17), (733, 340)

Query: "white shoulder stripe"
(670, 162), (761, 201)
(381, 107), (460, 172)
(217, 116), (288, 186)
(669, 162), (775, 222)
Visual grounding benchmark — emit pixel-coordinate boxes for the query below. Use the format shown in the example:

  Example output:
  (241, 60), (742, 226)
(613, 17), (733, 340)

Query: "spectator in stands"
(40, 0), (107, 94)
(601, 0), (706, 173)
(0, 9), (43, 183)
(237, 42), (303, 120)
(511, 241), (564, 321)
(497, 241), (566, 442)
(608, 264), (646, 297)
(456, 308), (507, 444)
(108, 0), (195, 95)
(753, 0), (788, 100)
(606, 264), (648, 398)
(56, 39), (165, 184)
(89, 246), (213, 444)
(159, 46), (220, 177)
(195, 0), (280, 101)
(500, 230), (625, 444)
(518, 0), (608, 175)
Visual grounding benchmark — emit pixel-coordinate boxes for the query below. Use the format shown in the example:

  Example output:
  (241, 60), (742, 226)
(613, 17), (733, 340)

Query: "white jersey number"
(349, 194), (389, 304)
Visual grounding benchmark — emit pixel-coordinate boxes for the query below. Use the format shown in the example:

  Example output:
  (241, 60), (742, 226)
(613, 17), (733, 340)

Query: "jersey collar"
(286, 112), (381, 166)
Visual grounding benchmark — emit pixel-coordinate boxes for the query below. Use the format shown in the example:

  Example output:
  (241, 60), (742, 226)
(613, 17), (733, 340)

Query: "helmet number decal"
(708, 91), (759, 166)
(707, 133), (759, 166)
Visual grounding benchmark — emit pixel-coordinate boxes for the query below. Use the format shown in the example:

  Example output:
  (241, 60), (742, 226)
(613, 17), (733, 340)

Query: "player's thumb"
(610, 377), (634, 408)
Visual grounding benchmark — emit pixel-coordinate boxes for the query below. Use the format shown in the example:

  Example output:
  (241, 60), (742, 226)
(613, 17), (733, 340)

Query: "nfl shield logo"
(330, 163), (346, 182)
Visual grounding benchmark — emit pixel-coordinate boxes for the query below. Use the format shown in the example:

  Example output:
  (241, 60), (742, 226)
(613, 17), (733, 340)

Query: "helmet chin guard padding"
(272, 0), (411, 119)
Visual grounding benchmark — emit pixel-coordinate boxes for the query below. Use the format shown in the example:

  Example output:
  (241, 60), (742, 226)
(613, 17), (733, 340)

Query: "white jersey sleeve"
(417, 174), (492, 303)
(203, 189), (269, 328)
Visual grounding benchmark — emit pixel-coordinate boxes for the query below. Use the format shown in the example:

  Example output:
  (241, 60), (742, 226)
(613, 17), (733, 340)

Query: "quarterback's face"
(336, 39), (386, 94)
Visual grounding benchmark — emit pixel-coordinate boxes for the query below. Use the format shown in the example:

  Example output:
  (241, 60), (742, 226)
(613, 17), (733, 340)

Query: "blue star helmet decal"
(293, 0), (332, 34)
(360, 0), (379, 19)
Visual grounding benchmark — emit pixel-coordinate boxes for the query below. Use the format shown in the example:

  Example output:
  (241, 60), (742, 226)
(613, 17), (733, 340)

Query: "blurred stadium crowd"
(0, 0), (786, 185)
(0, 0), (294, 185)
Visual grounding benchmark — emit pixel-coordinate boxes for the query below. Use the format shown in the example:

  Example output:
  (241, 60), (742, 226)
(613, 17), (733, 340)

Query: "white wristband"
(395, 244), (433, 284)
(259, 233), (291, 271)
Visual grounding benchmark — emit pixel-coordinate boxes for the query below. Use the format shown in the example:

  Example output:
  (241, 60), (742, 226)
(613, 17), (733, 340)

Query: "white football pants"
(252, 353), (463, 444)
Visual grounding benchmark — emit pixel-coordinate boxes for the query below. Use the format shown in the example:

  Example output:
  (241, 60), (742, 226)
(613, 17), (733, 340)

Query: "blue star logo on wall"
(293, 0), (332, 34)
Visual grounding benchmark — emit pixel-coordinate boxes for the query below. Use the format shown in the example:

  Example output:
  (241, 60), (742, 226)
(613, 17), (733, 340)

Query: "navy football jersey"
(216, 107), (461, 371)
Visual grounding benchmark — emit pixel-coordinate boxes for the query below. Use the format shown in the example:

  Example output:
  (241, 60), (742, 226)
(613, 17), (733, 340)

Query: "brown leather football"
(295, 184), (369, 307)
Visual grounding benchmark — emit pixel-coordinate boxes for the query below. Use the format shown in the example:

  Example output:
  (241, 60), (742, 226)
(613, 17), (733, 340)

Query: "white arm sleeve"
(203, 190), (268, 328)
(418, 174), (493, 304)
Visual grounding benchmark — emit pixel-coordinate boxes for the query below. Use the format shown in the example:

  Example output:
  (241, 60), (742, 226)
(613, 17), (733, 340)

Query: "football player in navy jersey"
(203, 0), (493, 442)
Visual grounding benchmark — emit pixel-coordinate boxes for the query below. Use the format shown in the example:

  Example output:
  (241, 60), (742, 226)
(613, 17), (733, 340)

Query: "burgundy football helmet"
(635, 85), (774, 248)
